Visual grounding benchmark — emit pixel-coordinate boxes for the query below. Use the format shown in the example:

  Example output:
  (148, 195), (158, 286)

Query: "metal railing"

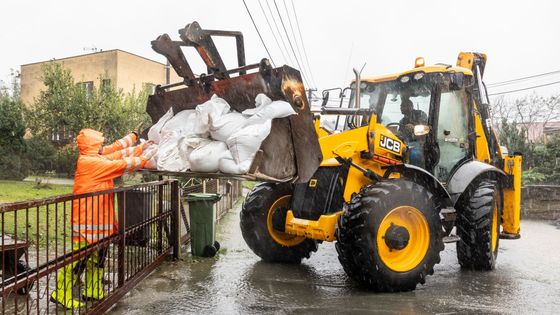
(0, 180), (179, 314)
(0, 179), (243, 314)
(180, 179), (243, 243)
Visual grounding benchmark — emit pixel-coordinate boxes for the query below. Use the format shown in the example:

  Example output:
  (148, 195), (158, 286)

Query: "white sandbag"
(209, 112), (248, 142)
(226, 120), (272, 164)
(161, 109), (198, 137)
(242, 93), (272, 116)
(142, 143), (159, 158)
(189, 141), (229, 172)
(144, 157), (157, 169)
(219, 152), (252, 175)
(156, 130), (188, 171)
(147, 108), (173, 144)
(178, 137), (212, 163)
(194, 95), (231, 134)
(244, 100), (296, 126)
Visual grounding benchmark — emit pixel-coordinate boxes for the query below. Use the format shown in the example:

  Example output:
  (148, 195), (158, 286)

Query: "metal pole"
(117, 191), (126, 287)
(157, 183), (163, 253)
(171, 181), (180, 259)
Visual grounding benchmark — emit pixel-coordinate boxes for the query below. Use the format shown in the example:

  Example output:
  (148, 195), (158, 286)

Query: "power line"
(488, 80), (560, 96)
(487, 70), (560, 87)
(282, 0), (314, 88)
(257, 0), (289, 65)
(265, 0), (294, 66)
(342, 42), (354, 86)
(272, 0), (310, 87)
(290, 0), (317, 88)
(242, 0), (276, 67)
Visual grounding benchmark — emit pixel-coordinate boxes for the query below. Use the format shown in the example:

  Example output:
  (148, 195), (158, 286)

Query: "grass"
(242, 181), (257, 190)
(0, 180), (73, 203)
(1, 180), (74, 247)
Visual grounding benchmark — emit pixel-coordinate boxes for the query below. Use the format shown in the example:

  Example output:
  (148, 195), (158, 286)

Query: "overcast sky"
(1, 0), (559, 100)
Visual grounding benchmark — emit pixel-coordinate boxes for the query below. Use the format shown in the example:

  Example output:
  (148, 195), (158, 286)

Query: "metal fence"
(0, 179), (243, 314)
(180, 179), (243, 243)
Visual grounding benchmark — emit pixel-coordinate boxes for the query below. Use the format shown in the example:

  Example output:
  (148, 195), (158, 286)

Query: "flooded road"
(110, 206), (560, 314)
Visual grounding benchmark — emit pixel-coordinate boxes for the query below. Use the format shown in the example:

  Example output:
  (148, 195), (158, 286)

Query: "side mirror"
(414, 125), (430, 136)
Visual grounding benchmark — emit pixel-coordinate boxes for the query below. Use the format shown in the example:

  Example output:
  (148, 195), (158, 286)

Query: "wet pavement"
(110, 206), (560, 314)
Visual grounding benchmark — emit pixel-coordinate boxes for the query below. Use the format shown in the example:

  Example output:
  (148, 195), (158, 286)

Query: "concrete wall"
(20, 50), (119, 105)
(521, 185), (560, 220)
(115, 50), (181, 93)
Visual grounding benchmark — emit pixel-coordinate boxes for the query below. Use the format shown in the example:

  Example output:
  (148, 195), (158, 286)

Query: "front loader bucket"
(146, 62), (322, 183)
(145, 21), (321, 183)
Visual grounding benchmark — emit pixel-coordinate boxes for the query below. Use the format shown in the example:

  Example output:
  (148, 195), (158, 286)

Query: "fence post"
(157, 183), (163, 253)
(117, 191), (126, 287)
(171, 180), (180, 259)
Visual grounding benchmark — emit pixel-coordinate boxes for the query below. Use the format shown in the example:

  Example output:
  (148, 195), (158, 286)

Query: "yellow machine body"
(282, 52), (522, 242)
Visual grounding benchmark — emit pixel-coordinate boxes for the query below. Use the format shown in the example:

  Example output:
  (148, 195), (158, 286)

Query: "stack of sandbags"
(144, 93), (296, 174)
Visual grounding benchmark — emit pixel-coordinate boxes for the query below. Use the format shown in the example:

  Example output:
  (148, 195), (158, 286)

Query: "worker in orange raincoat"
(51, 128), (155, 309)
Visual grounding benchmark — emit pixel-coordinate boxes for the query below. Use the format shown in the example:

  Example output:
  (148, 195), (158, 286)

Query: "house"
(20, 49), (181, 105)
(517, 121), (560, 143)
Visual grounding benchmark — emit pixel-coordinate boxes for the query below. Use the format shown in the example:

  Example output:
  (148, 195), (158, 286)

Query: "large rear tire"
(456, 179), (502, 270)
(240, 183), (318, 263)
(336, 179), (444, 292)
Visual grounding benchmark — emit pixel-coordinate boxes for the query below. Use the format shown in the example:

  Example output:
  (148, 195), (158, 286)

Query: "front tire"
(336, 179), (444, 292)
(240, 183), (318, 263)
(456, 179), (502, 270)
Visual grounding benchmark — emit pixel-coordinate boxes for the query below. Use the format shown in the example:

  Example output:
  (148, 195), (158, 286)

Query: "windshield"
(345, 72), (472, 180)
(348, 75), (434, 128)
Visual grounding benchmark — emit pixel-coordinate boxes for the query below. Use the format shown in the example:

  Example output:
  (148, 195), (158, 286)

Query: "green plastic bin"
(185, 193), (222, 257)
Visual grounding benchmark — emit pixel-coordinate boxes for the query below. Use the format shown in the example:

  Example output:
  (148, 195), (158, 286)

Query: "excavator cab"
(346, 67), (474, 182)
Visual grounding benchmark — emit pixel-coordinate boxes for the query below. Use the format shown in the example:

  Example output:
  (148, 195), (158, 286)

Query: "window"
(434, 90), (469, 181)
(79, 81), (94, 98)
(379, 87), (431, 128)
(101, 79), (111, 91)
(143, 83), (156, 95)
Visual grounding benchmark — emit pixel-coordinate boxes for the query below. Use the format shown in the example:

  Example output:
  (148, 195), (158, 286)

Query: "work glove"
(141, 144), (157, 161)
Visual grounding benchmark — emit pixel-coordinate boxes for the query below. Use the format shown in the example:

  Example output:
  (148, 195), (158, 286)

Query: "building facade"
(20, 49), (180, 105)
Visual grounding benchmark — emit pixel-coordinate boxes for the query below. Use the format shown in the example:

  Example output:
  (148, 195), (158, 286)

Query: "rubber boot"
(50, 264), (84, 309)
(83, 265), (105, 300)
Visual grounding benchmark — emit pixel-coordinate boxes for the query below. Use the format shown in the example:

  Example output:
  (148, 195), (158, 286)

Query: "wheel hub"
(384, 223), (410, 250)
(271, 207), (287, 232)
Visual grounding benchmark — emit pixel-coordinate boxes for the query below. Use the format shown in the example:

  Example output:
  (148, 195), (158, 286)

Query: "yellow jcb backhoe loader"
(146, 22), (522, 292)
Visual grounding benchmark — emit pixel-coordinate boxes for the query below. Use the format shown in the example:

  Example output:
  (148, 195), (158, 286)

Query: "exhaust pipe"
(352, 63), (366, 109)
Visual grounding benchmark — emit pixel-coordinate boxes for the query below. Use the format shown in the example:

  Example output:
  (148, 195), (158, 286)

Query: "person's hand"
(405, 123), (414, 131)
(141, 149), (156, 161)
(141, 140), (154, 150)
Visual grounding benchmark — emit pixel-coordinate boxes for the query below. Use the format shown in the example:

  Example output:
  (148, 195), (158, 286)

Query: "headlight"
(400, 76), (410, 83)
(413, 72), (424, 80)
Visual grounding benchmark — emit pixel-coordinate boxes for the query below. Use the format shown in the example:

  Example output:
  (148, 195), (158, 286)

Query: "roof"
(21, 49), (166, 67)
(359, 64), (474, 84)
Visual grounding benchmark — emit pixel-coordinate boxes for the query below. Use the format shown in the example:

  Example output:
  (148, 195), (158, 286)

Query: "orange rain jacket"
(72, 129), (148, 243)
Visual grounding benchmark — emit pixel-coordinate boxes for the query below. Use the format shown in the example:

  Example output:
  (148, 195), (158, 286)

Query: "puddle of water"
(110, 210), (560, 315)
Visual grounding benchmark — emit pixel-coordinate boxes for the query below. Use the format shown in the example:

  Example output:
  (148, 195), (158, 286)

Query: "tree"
(27, 62), (151, 143)
(498, 118), (527, 154)
(25, 62), (152, 175)
(0, 94), (29, 179)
